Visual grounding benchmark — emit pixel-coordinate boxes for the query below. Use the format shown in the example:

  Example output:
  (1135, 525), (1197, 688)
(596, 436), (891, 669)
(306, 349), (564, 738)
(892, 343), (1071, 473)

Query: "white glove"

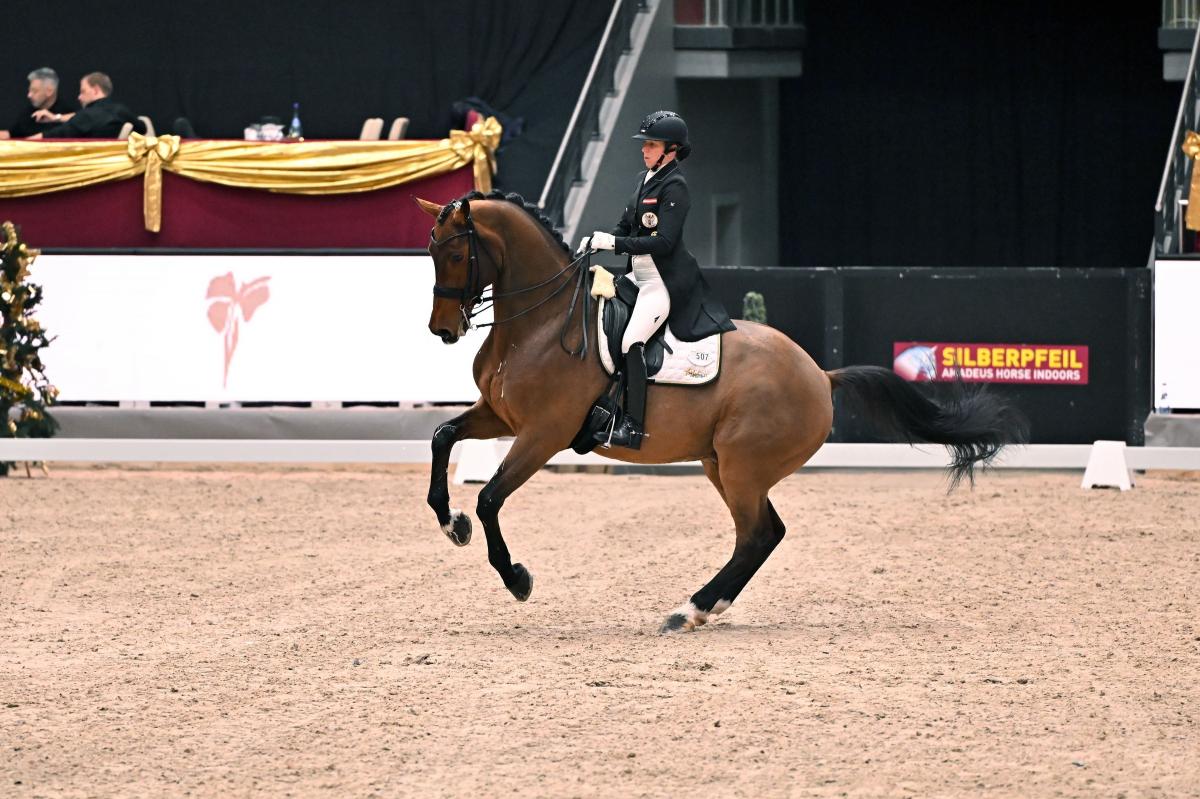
(575, 234), (593, 254)
(590, 231), (615, 251)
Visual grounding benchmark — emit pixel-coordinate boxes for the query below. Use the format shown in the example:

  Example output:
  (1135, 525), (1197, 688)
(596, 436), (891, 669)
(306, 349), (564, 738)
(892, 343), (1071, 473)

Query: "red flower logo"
(206, 273), (270, 387)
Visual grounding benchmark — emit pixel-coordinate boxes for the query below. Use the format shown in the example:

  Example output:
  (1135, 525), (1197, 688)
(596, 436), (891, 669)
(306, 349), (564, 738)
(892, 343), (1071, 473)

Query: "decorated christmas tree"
(0, 221), (57, 476)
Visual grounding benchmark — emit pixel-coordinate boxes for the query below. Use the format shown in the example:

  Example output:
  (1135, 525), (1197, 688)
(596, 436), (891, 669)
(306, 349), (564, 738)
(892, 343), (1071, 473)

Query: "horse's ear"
(413, 197), (443, 219)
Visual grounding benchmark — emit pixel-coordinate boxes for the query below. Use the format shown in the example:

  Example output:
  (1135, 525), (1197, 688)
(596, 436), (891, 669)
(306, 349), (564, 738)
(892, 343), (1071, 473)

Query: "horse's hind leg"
(428, 400), (512, 547)
(660, 459), (786, 634)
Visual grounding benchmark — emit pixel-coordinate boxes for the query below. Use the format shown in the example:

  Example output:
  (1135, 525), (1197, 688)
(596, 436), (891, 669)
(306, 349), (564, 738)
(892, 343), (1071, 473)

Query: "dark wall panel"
(703, 266), (832, 364)
(703, 266), (1150, 445)
(837, 268), (1149, 444)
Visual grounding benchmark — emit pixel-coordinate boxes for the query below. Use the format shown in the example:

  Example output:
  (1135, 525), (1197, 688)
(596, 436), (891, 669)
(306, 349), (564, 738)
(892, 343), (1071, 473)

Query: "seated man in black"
(0, 67), (74, 139)
(33, 72), (139, 139)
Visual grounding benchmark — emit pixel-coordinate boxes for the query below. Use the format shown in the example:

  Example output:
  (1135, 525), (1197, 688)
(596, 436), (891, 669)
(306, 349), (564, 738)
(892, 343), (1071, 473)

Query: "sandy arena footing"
(2, 465), (1198, 797)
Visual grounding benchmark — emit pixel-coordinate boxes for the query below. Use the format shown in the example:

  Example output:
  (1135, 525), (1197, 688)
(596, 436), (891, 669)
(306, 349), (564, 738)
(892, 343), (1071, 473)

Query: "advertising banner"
(33, 254), (489, 402)
(893, 341), (1089, 385)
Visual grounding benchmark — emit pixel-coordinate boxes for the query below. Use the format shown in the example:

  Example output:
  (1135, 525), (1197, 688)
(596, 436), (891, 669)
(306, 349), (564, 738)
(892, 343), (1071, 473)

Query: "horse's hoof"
(659, 613), (693, 634)
(442, 509), (471, 547)
(659, 601), (715, 634)
(507, 563), (533, 602)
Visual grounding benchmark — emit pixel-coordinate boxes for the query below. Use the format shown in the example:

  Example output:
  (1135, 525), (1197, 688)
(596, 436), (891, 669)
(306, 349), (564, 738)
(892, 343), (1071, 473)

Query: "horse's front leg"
(428, 400), (512, 547)
(476, 434), (565, 602)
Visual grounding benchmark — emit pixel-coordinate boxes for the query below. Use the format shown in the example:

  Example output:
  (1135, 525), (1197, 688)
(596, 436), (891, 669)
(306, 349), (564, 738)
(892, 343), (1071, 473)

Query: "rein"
(430, 200), (593, 359)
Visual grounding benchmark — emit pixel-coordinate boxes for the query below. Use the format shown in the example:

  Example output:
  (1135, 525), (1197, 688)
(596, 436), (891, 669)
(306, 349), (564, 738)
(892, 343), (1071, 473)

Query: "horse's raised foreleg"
(660, 459), (786, 633)
(428, 400), (512, 547)
(475, 434), (564, 602)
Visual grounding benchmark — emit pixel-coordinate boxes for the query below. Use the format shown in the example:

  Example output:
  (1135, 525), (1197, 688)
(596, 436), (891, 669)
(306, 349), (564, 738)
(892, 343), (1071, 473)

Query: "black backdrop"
(3, 2), (1182, 266)
(779, 1), (1180, 268)
(0, 1), (611, 199)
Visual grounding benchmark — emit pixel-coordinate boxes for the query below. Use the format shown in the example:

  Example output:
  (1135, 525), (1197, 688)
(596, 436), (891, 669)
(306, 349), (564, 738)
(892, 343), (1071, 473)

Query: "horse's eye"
(451, 253), (465, 263)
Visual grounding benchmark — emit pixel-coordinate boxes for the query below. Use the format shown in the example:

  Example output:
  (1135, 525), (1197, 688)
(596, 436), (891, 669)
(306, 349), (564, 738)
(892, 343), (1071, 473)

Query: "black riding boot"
(598, 343), (647, 450)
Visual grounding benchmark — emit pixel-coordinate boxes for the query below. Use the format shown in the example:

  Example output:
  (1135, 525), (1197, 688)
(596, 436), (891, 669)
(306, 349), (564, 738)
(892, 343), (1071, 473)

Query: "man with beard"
(0, 68), (74, 139)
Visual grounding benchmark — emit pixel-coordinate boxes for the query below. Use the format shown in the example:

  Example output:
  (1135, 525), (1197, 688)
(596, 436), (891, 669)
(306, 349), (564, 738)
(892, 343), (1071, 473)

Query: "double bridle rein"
(429, 199), (593, 358)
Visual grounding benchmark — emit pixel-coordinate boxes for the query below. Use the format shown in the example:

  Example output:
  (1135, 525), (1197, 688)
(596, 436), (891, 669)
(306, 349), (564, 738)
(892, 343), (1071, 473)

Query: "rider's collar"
(645, 160), (678, 183)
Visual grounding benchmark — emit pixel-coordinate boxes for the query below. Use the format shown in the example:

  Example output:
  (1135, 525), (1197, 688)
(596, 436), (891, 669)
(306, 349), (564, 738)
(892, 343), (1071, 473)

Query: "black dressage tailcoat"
(610, 161), (736, 342)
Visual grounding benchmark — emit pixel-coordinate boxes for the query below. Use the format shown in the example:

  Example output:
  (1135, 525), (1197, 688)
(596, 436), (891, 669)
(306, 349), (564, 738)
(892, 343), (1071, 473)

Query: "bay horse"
(415, 191), (1026, 634)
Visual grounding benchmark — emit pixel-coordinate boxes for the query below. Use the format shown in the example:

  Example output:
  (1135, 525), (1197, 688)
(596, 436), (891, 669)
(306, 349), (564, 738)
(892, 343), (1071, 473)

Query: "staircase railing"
(1154, 24), (1200, 257)
(675, 0), (802, 27)
(538, 0), (647, 228)
(1163, 0), (1200, 29)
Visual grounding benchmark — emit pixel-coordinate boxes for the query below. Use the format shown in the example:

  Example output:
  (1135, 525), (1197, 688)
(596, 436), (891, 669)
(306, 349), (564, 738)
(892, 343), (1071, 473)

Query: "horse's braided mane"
(437, 189), (570, 255)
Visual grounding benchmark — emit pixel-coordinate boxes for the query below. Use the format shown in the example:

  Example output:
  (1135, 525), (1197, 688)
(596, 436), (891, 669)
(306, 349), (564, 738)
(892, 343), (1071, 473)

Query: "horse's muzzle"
(430, 309), (468, 344)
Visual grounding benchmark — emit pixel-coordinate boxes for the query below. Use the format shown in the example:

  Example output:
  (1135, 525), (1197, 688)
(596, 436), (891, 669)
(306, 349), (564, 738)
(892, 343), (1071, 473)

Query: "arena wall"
(30, 252), (1150, 446)
(702, 265), (1151, 445)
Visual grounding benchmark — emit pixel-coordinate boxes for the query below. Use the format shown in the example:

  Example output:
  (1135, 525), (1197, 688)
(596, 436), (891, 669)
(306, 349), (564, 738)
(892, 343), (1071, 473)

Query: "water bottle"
(288, 102), (303, 140)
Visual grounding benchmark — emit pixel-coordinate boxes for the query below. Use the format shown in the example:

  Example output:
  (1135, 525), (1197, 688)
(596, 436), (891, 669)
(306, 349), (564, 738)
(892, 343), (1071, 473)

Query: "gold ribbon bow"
(449, 116), (502, 193)
(127, 132), (181, 232)
(1182, 131), (1200, 231)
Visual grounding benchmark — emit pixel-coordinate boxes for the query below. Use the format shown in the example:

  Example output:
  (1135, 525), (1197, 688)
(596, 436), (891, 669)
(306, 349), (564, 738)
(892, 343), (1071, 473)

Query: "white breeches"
(622, 254), (670, 354)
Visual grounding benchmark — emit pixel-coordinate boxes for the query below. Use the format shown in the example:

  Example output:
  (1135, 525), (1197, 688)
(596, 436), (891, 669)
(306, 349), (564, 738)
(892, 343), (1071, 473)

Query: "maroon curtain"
(0, 165), (474, 249)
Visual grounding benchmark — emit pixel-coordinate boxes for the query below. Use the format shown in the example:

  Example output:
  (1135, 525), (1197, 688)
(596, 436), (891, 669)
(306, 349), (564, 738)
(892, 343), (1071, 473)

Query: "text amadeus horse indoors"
(415, 191), (1027, 634)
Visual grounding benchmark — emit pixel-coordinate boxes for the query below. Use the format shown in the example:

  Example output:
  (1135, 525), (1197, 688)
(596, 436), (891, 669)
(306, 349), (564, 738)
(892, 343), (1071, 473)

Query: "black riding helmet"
(632, 110), (691, 160)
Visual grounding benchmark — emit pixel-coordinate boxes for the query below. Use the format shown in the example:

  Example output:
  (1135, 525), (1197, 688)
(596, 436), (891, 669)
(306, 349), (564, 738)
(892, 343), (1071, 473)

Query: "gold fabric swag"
(1183, 130), (1200, 232)
(0, 116), (502, 232)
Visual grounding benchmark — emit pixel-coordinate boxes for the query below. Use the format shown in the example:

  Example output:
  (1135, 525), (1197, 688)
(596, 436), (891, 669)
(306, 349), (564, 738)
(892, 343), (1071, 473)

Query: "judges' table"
(0, 120), (499, 249)
(0, 168), (473, 249)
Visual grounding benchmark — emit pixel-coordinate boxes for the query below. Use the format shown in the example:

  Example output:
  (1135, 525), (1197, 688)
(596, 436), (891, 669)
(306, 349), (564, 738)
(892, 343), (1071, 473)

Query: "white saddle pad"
(596, 297), (722, 386)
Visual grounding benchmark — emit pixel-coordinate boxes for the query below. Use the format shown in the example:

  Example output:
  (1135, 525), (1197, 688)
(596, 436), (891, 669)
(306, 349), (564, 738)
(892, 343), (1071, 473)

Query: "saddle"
(570, 270), (724, 455)
(601, 275), (670, 378)
(597, 274), (722, 387)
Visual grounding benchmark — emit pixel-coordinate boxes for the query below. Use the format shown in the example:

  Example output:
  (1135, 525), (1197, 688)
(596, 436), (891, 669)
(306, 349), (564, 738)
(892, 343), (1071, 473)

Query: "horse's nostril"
(437, 329), (456, 344)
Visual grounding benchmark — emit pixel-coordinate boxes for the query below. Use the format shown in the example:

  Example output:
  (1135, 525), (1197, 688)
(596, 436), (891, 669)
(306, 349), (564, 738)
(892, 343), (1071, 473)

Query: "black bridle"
(430, 202), (485, 305)
(429, 199), (594, 358)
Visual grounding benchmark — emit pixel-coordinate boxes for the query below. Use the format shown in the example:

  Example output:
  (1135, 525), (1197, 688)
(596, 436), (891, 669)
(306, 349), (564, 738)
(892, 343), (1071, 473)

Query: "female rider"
(579, 110), (736, 449)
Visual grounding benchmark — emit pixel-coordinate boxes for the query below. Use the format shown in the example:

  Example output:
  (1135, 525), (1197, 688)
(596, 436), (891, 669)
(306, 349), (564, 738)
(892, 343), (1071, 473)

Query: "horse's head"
(416, 196), (502, 344)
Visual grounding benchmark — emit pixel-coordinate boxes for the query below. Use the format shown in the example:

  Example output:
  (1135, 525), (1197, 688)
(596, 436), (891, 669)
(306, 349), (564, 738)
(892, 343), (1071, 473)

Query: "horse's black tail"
(827, 365), (1029, 489)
